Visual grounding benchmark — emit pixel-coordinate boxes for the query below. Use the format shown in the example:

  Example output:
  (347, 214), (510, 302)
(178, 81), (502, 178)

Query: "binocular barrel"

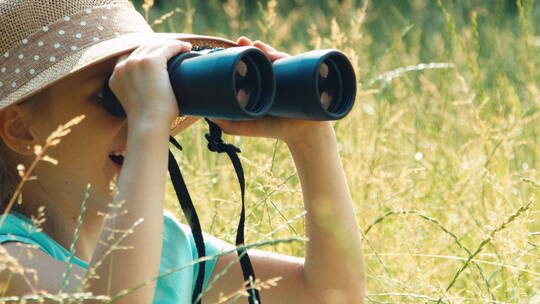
(168, 47), (275, 120)
(101, 46), (357, 121)
(270, 50), (356, 120)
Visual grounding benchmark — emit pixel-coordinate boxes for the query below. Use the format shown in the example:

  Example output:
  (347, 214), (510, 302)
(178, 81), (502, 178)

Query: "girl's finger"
(128, 40), (159, 56)
(146, 40), (192, 59)
(115, 53), (130, 65)
(267, 51), (290, 61)
(237, 36), (254, 46)
(253, 40), (277, 52)
(127, 39), (192, 59)
(208, 118), (259, 137)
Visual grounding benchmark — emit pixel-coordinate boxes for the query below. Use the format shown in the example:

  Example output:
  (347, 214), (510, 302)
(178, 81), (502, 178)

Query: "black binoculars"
(101, 46), (357, 121)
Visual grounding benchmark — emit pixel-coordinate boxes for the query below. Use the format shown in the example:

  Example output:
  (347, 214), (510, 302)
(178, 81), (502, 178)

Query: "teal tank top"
(0, 209), (222, 303)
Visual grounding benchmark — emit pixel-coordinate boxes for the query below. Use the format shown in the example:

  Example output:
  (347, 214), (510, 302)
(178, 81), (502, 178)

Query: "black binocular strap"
(167, 119), (261, 304)
(167, 140), (206, 304)
(204, 119), (261, 303)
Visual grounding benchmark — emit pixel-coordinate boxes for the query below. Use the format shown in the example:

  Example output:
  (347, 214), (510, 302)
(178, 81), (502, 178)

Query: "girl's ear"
(0, 105), (36, 155)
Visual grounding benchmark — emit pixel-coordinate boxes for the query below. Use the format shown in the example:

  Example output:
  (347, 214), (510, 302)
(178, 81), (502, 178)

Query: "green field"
(136, 0), (539, 303)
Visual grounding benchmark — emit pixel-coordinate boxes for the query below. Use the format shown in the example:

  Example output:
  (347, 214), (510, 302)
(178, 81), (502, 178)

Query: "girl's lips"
(109, 146), (126, 155)
(110, 156), (123, 169)
(109, 147), (125, 167)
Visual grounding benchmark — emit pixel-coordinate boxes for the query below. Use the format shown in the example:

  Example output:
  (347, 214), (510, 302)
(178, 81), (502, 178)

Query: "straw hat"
(0, 0), (238, 135)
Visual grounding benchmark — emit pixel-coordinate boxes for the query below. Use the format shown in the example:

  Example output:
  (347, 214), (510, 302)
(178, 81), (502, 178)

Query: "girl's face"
(25, 57), (128, 207)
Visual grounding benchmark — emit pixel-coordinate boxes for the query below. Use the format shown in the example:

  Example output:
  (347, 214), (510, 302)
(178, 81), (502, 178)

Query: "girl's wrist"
(284, 121), (336, 154)
(128, 115), (174, 135)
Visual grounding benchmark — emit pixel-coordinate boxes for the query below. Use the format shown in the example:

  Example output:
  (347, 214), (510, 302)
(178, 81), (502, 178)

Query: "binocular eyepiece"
(101, 45), (357, 121)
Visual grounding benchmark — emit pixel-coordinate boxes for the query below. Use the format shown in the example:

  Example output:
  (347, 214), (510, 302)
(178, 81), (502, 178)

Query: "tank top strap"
(0, 210), (89, 269)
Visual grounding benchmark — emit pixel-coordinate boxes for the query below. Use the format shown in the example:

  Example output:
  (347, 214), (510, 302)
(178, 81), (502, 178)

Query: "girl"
(0, 0), (364, 303)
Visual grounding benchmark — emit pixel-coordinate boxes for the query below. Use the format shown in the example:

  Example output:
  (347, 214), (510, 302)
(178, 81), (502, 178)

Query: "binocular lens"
(234, 56), (261, 112)
(318, 58), (342, 112)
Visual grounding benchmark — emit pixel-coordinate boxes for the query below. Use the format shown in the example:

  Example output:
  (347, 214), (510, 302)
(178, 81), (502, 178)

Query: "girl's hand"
(108, 39), (193, 129)
(208, 37), (333, 145)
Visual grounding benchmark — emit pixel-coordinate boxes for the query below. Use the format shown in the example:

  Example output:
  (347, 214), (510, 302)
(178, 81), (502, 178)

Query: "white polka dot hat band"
(0, 0), (236, 131)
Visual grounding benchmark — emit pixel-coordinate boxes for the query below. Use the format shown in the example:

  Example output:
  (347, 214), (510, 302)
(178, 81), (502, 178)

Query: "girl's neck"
(17, 194), (105, 263)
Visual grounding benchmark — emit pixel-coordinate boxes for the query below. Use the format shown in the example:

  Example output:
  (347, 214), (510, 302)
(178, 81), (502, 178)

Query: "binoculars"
(101, 46), (357, 121)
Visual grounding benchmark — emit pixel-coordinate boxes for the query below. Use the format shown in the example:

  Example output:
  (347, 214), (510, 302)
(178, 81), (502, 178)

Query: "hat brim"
(6, 32), (239, 136)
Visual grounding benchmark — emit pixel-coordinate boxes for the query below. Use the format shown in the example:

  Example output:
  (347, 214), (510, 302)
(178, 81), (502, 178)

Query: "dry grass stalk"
(223, 0), (240, 34)
(214, 276), (282, 304)
(142, 0), (154, 22)
(150, 7), (183, 27)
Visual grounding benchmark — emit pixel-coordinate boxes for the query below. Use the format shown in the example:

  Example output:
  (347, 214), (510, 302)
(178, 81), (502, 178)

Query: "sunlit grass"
(157, 0), (539, 302)
(1, 0), (538, 303)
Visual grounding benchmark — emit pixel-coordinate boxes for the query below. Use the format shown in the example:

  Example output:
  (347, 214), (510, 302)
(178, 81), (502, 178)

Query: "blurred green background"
(128, 1), (539, 303)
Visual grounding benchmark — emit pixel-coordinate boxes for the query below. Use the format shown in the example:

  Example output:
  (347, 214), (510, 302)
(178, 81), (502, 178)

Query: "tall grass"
(0, 0), (538, 303)
(147, 0), (539, 302)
